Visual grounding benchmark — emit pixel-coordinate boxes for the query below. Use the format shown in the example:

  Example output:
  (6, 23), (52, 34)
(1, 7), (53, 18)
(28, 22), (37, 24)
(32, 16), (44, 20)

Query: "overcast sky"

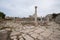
(0, 0), (60, 17)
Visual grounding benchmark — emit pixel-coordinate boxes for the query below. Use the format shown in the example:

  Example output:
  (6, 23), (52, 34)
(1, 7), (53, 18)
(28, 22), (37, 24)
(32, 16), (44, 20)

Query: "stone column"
(34, 6), (38, 26)
(41, 16), (42, 22)
(47, 17), (49, 22)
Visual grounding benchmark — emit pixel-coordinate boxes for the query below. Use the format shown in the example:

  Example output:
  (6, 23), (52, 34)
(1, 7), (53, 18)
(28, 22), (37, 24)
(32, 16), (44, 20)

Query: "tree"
(0, 12), (5, 19)
(52, 13), (57, 19)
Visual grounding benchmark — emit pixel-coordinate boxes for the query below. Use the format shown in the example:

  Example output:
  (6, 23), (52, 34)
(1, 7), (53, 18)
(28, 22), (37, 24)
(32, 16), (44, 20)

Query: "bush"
(0, 12), (5, 19)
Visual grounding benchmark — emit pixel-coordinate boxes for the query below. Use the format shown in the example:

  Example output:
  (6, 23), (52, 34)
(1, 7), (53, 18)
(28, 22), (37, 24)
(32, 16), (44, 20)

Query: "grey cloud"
(0, 0), (60, 17)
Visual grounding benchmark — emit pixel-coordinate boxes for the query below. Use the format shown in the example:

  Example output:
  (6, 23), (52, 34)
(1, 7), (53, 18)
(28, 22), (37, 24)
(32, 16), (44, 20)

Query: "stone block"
(0, 30), (11, 40)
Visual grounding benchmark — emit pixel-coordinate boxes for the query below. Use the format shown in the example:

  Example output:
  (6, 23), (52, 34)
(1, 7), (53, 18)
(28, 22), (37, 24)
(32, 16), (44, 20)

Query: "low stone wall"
(0, 30), (12, 40)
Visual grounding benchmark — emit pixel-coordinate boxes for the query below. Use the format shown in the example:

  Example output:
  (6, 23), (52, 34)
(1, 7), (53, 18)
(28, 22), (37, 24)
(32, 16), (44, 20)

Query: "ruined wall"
(55, 15), (60, 24)
(0, 30), (12, 40)
(46, 13), (60, 24)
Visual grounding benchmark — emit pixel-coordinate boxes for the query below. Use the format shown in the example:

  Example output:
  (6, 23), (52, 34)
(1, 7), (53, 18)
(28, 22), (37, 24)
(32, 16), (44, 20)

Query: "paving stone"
(28, 32), (34, 35)
(30, 33), (39, 38)
(40, 29), (53, 37)
(1, 21), (60, 40)
(34, 28), (45, 34)
(20, 38), (24, 40)
(38, 35), (44, 40)
(22, 34), (33, 40)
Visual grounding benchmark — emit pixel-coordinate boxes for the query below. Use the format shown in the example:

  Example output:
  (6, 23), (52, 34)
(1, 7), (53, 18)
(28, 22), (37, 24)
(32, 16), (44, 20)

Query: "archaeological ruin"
(0, 6), (60, 40)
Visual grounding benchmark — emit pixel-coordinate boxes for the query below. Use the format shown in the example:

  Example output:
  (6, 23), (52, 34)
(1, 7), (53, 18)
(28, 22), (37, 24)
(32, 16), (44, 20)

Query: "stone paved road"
(1, 21), (60, 40)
